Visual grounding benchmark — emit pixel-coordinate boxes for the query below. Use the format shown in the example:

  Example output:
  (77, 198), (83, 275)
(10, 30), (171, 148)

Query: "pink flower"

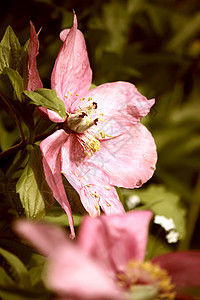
(39, 13), (157, 238)
(15, 212), (200, 300)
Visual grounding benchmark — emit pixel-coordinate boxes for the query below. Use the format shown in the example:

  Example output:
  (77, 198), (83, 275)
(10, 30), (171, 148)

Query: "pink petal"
(60, 134), (125, 217)
(27, 21), (43, 91)
(78, 211), (153, 276)
(40, 130), (75, 238)
(15, 220), (124, 299)
(51, 13), (92, 112)
(48, 244), (124, 299)
(90, 123), (157, 188)
(152, 251), (200, 291)
(83, 81), (155, 137)
(39, 107), (65, 123)
(14, 220), (69, 256)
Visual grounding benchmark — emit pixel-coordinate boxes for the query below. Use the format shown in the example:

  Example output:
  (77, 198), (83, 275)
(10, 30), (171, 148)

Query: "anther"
(79, 112), (87, 118)
(92, 102), (98, 109)
(94, 118), (98, 125)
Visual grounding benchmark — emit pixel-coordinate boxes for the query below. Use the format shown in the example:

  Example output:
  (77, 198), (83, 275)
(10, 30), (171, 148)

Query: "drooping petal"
(15, 221), (124, 300)
(78, 211), (153, 276)
(40, 130), (75, 238)
(51, 13), (92, 112)
(152, 251), (200, 293)
(82, 81), (155, 138)
(89, 123), (157, 188)
(60, 134), (125, 217)
(27, 21), (43, 91)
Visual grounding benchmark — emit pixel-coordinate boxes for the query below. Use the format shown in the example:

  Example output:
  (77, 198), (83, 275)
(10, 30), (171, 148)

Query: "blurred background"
(0, 0), (200, 252)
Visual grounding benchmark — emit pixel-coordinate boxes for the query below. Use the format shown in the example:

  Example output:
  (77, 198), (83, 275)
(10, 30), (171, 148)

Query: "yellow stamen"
(117, 260), (176, 299)
(105, 186), (111, 190)
(99, 117), (106, 122)
(93, 192), (99, 198)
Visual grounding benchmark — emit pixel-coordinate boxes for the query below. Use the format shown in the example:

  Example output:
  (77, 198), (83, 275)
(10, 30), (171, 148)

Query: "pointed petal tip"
(149, 98), (155, 105)
(72, 10), (78, 28)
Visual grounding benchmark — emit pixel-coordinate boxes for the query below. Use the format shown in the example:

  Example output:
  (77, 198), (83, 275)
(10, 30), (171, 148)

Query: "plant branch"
(0, 141), (26, 160)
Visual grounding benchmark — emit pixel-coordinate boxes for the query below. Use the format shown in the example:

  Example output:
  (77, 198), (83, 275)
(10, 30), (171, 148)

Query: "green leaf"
(146, 234), (173, 260)
(43, 207), (83, 227)
(167, 12), (200, 51)
(3, 68), (24, 101)
(124, 185), (186, 238)
(0, 267), (15, 286)
(23, 88), (66, 119)
(0, 110), (19, 151)
(28, 265), (44, 286)
(0, 247), (29, 287)
(89, 83), (97, 90)
(16, 144), (54, 219)
(0, 71), (14, 100)
(0, 26), (21, 74)
(19, 40), (29, 89)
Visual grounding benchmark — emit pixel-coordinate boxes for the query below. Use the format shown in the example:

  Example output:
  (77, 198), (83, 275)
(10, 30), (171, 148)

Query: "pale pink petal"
(152, 251), (200, 291)
(15, 220), (124, 300)
(40, 130), (75, 238)
(78, 211), (153, 276)
(27, 21), (43, 91)
(39, 107), (65, 123)
(82, 81), (155, 137)
(47, 244), (125, 299)
(60, 134), (125, 217)
(91, 123), (157, 188)
(51, 13), (92, 112)
(14, 220), (69, 256)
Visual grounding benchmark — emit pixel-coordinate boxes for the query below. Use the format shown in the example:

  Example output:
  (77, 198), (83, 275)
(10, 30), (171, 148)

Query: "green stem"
(0, 93), (26, 142)
(0, 128), (57, 160)
(15, 116), (26, 143)
(178, 174), (200, 250)
(0, 141), (26, 161)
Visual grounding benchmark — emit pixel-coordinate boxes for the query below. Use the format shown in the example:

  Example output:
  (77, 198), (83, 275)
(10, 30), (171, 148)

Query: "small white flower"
(166, 230), (180, 243)
(126, 195), (140, 209)
(154, 215), (175, 231)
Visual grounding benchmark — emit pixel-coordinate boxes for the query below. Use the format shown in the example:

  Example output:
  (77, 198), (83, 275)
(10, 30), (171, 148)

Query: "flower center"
(117, 260), (176, 299)
(67, 101), (99, 133)
(65, 93), (111, 156)
(79, 132), (101, 157)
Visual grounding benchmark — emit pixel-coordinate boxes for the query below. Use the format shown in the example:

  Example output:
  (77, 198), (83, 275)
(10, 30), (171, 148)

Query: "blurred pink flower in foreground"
(15, 211), (200, 300)
(38, 13), (157, 238)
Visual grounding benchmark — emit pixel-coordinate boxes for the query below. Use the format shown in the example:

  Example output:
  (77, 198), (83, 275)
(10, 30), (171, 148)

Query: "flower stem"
(0, 141), (26, 161)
